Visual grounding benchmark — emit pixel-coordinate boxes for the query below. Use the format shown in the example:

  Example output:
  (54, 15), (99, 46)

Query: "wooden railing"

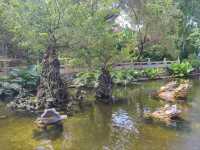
(0, 57), (180, 76)
(0, 56), (23, 75)
(113, 58), (179, 69)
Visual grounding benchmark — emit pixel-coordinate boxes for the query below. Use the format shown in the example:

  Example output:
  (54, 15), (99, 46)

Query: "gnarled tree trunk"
(36, 46), (69, 110)
(96, 67), (113, 103)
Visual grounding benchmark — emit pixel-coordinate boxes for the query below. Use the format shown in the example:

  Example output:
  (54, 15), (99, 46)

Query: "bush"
(0, 65), (40, 99)
(143, 68), (163, 79)
(188, 54), (200, 69)
(142, 44), (173, 61)
(73, 69), (144, 87)
(73, 71), (99, 87)
(111, 69), (143, 84)
(9, 65), (40, 90)
(168, 61), (193, 77)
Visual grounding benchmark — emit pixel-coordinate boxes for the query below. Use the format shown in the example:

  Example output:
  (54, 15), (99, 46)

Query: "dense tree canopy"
(0, 0), (199, 63)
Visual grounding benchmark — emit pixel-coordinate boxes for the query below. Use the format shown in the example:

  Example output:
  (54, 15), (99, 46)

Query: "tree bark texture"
(96, 67), (113, 103)
(36, 47), (69, 109)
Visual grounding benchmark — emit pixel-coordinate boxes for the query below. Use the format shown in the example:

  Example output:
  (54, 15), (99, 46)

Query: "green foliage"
(0, 65), (40, 98)
(128, 0), (180, 59)
(176, 0), (200, 59)
(9, 65), (40, 90)
(142, 44), (174, 61)
(69, 0), (120, 68)
(111, 69), (143, 84)
(169, 61), (193, 77)
(188, 54), (200, 69)
(73, 69), (145, 87)
(187, 28), (200, 54)
(144, 68), (163, 79)
(73, 71), (100, 87)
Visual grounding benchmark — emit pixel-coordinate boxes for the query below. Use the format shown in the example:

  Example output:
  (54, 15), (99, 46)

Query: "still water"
(0, 79), (200, 150)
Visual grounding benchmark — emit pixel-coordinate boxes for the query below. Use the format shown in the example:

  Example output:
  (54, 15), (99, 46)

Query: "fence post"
(163, 58), (167, 65)
(177, 56), (180, 64)
(147, 58), (151, 65)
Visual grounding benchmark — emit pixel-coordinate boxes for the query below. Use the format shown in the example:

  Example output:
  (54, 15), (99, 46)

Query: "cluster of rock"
(157, 80), (191, 102)
(145, 104), (181, 124)
(0, 82), (21, 100)
(146, 80), (191, 125)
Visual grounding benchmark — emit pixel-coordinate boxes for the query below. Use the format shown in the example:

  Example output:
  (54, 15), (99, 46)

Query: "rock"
(35, 108), (67, 128)
(159, 81), (178, 92)
(157, 80), (191, 102)
(145, 104), (182, 124)
(0, 82), (24, 99)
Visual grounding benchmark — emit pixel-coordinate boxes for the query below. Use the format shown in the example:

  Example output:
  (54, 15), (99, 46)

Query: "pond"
(1, 79), (200, 150)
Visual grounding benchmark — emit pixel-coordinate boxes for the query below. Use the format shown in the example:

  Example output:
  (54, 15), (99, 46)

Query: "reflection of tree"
(33, 124), (64, 141)
(88, 103), (113, 148)
(135, 87), (145, 120)
(139, 88), (145, 119)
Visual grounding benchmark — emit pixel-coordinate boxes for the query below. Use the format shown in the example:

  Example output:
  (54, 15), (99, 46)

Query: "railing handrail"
(114, 60), (177, 66)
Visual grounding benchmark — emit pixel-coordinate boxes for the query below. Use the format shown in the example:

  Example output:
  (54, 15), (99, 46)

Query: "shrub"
(73, 69), (144, 87)
(9, 65), (40, 90)
(168, 61), (193, 77)
(142, 44), (173, 61)
(143, 68), (163, 79)
(111, 69), (143, 84)
(188, 54), (200, 69)
(73, 71), (99, 87)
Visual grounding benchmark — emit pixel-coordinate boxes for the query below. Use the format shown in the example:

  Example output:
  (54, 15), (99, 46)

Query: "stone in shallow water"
(35, 108), (67, 128)
(157, 80), (191, 102)
(145, 104), (182, 125)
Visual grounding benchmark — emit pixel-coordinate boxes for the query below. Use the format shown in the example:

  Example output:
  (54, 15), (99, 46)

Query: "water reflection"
(33, 123), (64, 140)
(2, 79), (200, 150)
(112, 109), (138, 134)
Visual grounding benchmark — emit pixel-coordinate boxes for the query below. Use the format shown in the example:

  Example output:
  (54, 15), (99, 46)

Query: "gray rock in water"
(36, 108), (67, 127)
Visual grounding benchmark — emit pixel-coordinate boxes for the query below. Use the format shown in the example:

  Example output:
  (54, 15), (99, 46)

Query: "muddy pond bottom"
(1, 79), (200, 150)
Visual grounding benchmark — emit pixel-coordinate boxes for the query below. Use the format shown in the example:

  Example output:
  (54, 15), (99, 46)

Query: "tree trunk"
(96, 67), (113, 103)
(36, 46), (69, 110)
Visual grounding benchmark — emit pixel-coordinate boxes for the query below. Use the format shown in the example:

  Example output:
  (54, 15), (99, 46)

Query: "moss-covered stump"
(36, 47), (69, 110)
(157, 80), (191, 102)
(96, 67), (113, 103)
